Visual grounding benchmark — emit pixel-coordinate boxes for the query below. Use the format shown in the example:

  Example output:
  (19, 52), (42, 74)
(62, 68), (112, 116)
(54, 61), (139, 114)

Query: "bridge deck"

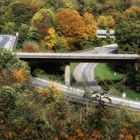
(16, 53), (140, 63)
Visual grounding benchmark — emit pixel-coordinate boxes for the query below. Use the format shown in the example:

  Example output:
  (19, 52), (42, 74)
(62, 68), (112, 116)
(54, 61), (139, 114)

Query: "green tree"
(116, 19), (140, 53)
(18, 24), (29, 46)
(45, 0), (79, 11)
(1, 22), (16, 34)
(10, 1), (33, 25)
(27, 26), (39, 41)
(115, 0), (132, 11)
(115, 11), (140, 92)
(0, 7), (13, 32)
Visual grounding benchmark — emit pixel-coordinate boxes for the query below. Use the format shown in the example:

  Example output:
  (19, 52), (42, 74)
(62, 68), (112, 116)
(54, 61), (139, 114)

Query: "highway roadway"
(73, 44), (118, 91)
(0, 35), (17, 50)
(32, 77), (140, 111)
(26, 43), (140, 110)
(0, 35), (10, 48)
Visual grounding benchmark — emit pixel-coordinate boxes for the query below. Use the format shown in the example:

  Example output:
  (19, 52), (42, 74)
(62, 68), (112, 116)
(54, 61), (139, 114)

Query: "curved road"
(31, 44), (140, 110)
(0, 35), (17, 50)
(32, 77), (140, 111)
(0, 35), (10, 48)
(73, 44), (118, 91)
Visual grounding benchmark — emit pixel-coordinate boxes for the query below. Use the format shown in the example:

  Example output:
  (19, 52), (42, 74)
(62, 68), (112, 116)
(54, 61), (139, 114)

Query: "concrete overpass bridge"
(17, 53), (140, 63)
(16, 52), (140, 86)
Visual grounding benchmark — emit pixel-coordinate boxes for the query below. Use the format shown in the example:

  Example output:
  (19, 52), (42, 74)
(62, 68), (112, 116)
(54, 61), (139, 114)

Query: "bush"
(55, 36), (69, 52)
(22, 41), (39, 52)
(32, 68), (46, 77)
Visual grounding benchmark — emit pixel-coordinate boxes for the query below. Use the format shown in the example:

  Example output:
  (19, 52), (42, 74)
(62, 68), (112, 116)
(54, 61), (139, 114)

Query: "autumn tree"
(40, 28), (56, 51)
(123, 5), (140, 19)
(56, 9), (89, 49)
(0, 48), (30, 88)
(22, 41), (39, 52)
(31, 8), (56, 40)
(98, 15), (115, 29)
(83, 12), (98, 39)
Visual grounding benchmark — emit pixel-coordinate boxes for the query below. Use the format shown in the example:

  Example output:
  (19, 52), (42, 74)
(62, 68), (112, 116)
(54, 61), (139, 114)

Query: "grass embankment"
(70, 63), (79, 75)
(70, 63), (79, 85)
(32, 63), (79, 84)
(37, 73), (64, 83)
(32, 69), (64, 83)
(95, 63), (140, 100)
(95, 63), (124, 81)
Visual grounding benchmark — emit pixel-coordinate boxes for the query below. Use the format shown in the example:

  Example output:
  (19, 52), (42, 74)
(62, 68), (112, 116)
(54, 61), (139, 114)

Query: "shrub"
(22, 41), (39, 52)
(32, 68), (46, 77)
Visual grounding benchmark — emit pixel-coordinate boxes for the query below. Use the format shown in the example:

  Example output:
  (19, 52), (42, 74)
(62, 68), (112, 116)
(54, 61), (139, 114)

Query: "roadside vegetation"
(0, 0), (139, 92)
(95, 63), (140, 100)
(32, 68), (64, 83)
(0, 0), (140, 138)
(95, 63), (124, 82)
(0, 48), (140, 139)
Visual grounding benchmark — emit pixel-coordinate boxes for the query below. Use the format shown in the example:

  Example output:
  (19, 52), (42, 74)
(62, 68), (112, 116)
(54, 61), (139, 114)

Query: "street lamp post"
(122, 78), (126, 98)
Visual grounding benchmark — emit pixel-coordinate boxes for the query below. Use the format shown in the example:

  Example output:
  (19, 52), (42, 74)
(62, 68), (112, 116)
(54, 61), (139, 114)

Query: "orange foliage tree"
(83, 12), (98, 39)
(56, 9), (89, 49)
(12, 69), (29, 86)
(56, 10), (98, 50)
(123, 6), (140, 19)
(22, 41), (39, 52)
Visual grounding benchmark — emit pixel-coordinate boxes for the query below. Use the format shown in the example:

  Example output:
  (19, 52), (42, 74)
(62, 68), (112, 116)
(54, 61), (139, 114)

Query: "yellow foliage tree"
(40, 28), (56, 51)
(125, 134), (133, 140)
(98, 15), (115, 29)
(31, 8), (55, 40)
(83, 12), (98, 39)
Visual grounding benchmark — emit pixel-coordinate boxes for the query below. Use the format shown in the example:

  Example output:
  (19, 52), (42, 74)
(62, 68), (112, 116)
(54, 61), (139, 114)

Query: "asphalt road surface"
(73, 44), (118, 91)
(32, 77), (140, 111)
(31, 44), (140, 110)
(0, 35), (11, 48)
(0, 35), (17, 50)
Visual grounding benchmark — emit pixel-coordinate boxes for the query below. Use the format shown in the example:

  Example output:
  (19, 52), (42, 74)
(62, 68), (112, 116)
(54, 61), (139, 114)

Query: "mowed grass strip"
(95, 63), (124, 81)
(95, 63), (140, 100)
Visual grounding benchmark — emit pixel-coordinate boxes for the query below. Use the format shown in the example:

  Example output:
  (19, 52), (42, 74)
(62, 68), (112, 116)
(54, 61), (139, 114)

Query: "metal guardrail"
(32, 77), (140, 111)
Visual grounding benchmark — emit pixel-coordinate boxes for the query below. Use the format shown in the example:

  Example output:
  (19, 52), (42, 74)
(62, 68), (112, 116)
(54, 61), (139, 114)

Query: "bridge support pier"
(65, 63), (70, 86)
